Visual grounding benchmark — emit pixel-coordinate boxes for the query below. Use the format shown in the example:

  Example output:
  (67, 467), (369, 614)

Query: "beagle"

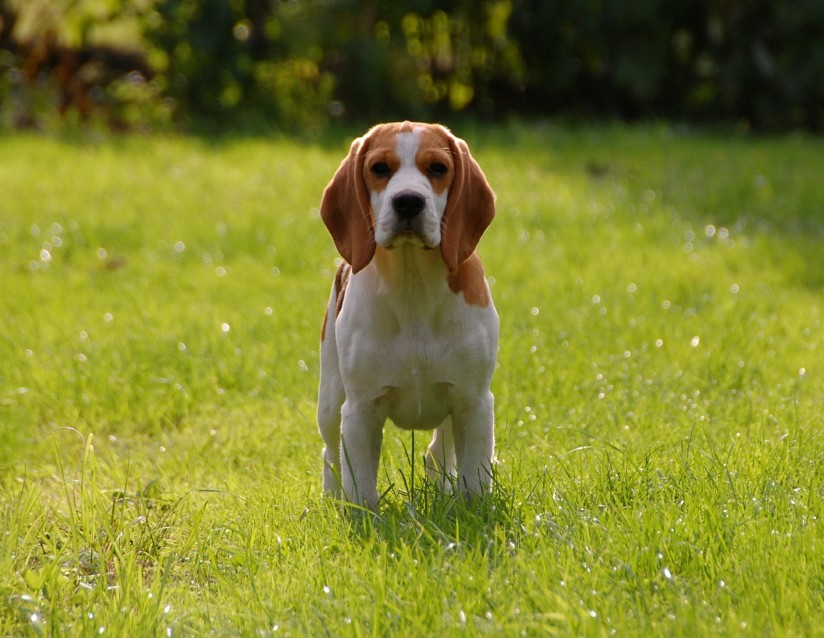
(317, 122), (498, 510)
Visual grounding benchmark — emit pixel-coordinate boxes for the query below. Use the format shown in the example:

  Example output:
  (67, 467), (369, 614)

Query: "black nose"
(392, 192), (425, 220)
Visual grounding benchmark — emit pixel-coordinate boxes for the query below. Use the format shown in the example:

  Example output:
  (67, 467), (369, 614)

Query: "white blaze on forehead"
(395, 129), (422, 168)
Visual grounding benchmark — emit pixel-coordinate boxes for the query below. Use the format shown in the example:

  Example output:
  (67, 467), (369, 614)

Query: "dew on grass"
(221, 323), (231, 333)
(663, 567), (673, 581)
(264, 306), (273, 315)
(322, 585), (332, 595)
(690, 336), (700, 347)
(215, 266), (227, 277)
(104, 313), (113, 322)
(174, 241), (185, 254)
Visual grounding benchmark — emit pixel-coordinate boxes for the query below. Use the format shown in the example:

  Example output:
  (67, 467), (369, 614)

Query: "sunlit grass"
(1, 124), (822, 636)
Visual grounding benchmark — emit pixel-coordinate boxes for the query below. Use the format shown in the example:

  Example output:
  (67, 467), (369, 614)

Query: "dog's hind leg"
(425, 417), (458, 492)
(318, 288), (345, 499)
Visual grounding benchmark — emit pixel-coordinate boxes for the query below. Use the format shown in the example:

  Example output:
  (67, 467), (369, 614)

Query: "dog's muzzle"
(392, 191), (426, 222)
(386, 191), (435, 248)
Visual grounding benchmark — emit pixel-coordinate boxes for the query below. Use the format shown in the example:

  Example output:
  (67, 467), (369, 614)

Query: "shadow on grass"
(336, 459), (531, 562)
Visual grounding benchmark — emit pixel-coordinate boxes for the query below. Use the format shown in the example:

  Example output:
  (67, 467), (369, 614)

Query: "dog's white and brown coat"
(318, 122), (498, 509)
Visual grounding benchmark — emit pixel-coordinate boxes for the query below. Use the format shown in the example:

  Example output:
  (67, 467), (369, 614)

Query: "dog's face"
(363, 124), (454, 251)
(320, 122), (495, 274)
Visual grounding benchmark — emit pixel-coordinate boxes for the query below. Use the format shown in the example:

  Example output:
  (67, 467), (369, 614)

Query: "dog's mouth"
(384, 231), (435, 250)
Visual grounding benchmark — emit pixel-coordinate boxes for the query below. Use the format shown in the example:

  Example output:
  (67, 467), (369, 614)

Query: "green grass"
(1, 123), (822, 636)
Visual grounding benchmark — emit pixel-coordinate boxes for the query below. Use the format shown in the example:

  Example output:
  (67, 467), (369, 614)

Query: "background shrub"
(1, 0), (821, 132)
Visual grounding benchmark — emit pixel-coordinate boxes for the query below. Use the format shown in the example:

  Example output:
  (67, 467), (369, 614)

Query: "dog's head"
(320, 122), (495, 273)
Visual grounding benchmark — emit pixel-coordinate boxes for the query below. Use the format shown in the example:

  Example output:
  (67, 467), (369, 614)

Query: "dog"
(317, 122), (498, 510)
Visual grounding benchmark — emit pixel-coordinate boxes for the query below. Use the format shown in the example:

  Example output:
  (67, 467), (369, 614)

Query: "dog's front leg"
(340, 400), (384, 510)
(452, 391), (495, 496)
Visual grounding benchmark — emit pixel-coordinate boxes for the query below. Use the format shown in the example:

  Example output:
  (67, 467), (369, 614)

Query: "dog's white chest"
(338, 312), (464, 426)
(381, 378), (452, 430)
(374, 335), (459, 430)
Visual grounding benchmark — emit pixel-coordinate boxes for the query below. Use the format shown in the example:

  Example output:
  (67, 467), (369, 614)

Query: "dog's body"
(317, 122), (498, 509)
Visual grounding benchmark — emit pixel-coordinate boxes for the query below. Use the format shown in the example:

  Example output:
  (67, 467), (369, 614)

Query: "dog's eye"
(371, 162), (391, 178)
(428, 162), (448, 178)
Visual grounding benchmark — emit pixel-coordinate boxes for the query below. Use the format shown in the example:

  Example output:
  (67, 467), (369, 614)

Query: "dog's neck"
(364, 244), (449, 310)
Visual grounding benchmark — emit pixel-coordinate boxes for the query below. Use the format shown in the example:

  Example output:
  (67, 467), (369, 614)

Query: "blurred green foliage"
(1, 0), (822, 132)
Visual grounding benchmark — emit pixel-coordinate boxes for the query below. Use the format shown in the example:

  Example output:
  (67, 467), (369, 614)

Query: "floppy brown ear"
(320, 134), (376, 273)
(440, 131), (496, 273)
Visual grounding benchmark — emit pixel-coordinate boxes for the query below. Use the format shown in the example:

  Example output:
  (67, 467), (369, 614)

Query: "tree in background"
(0, 0), (821, 132)
(0, 0), (164, 130)
(143, 0), (521, 130)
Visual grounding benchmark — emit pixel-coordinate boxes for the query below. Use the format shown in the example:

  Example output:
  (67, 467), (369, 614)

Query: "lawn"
(1, 123), (822, 636)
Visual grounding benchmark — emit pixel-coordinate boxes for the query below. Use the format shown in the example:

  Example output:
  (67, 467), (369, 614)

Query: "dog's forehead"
(367, 122), (450, 160)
